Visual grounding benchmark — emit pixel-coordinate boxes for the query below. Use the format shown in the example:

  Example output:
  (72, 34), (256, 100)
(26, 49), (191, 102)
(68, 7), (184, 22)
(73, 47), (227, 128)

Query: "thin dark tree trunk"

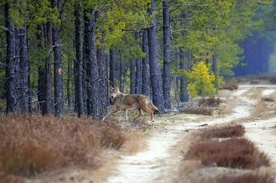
(38, 66), (46, 113)
(148, 0), (165, 112)
(5, 2), (18, 113)
(18, 25), (30, 114)
(74, 3), (84, 117)
(37, 25), (46, 114)
(52, 0), (63, 117)
(109, 49), (115, 86)
(135, 32), (142, 94)
(136, 58), (142, 94)
(83, 12), (89, 115)
(37, 23), (53, 116)
(97, 30), (108, 118)
(142, 30), (150, 97)
(44, 22), (53, 115)
(130, 59), (136, 94)
(212, 51), (218, 94)
(86, 9), (100, 118)
(162, 1), (171, 109)
(180, 49), (189, 102)
(163, 1), (171, 109)
(67, 59), (72, 107)
(119, 50), (123, 91)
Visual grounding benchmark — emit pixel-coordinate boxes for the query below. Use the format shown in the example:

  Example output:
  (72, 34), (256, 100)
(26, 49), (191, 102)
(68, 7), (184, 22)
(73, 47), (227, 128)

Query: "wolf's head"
(109, 87), (120, 99)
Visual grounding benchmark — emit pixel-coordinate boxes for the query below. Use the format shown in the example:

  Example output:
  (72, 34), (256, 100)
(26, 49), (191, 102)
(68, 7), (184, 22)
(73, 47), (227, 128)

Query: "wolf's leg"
(102, 107), (120, 121)
(140, 105), (155, 122)
(134, 108), (142, 120)
(146, 110), (155, 122)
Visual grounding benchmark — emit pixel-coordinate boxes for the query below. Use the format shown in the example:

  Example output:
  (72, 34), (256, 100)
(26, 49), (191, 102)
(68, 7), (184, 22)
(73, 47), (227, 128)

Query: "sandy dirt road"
(106, 85), (276, 183)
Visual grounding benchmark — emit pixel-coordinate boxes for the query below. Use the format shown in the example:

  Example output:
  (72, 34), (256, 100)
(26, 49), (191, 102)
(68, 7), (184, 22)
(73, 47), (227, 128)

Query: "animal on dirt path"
(102, 87), (159, 122)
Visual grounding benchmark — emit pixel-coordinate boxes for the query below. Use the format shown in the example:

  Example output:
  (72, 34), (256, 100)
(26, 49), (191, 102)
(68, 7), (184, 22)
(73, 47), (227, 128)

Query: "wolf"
(102, 87), (159, 122)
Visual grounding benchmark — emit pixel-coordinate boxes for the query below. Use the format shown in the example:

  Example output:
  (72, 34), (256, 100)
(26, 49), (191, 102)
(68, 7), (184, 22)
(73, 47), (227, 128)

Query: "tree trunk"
(136, 58), (142, 94)
(148, 0), (165, 112)
(130, 59), (136, 94)
(119, 50), (124, 91)
(67, 58), (72, 107)
(135, 32), (142, 94)
(74, 3), (84, 117)
(36, 35), (44, 114)
(142, 30), (151, 97)
(5, 2), (18, 114)
(83, 12), (89, 115)
(85, 9), (100, 118)
(109, 49), (115, 87)
(162, 1), (171, 109)
(18, 25), (30, 114)
(52, 0), (64, 117)
(97, 30), (108, 118)
(179, 49), (189, 102)
(44, 23), (53, 115)
(212, 51), (218, 93)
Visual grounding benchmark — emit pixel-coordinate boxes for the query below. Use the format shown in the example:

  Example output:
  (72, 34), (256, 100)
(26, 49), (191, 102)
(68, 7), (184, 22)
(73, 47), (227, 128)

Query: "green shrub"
(186, 61), (216, 97)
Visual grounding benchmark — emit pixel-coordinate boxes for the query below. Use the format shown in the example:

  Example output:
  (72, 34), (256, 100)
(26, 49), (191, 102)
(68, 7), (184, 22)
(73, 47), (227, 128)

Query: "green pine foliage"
(186, 61), (216, 97)
(1, 0), (274, 108)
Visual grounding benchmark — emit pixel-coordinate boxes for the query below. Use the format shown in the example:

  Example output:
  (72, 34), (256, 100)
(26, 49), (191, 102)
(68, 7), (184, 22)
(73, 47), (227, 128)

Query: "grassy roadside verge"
(0, 115), (131, 182)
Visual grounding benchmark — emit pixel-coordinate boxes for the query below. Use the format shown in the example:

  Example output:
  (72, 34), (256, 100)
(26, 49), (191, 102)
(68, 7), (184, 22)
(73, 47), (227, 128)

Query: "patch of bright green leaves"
(186, 61), (216, 98)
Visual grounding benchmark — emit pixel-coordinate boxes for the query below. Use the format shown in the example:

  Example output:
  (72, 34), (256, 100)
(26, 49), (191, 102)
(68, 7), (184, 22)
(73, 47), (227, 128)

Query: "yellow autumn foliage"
(186, 61), (216, 98)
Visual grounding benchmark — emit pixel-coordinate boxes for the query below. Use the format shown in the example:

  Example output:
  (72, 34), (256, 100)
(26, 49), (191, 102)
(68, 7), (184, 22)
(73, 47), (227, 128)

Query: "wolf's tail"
(149, 102), (159, 112)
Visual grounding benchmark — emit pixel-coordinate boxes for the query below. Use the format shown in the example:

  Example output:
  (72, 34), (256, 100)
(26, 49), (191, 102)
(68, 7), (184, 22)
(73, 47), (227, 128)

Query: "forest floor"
(27, 82), (276, 183)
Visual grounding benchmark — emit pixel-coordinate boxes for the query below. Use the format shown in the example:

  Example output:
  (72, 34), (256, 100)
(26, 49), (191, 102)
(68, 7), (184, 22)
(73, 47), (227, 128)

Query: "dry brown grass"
(216, 172), (275, 183)
(269, 76), (276, 84)
(181, 107), (213, 115)
(0, 171), (25, 183)
(199, 97), (221, 107)
(261, 92), (276, 103)
(185, 138), (270, 169)
(201, 124), (245, 139)
(262, 97), (275, 102)
(0, 115), (127, 177)
(235, 74), (276, 84)
(222, 83), (239, 91)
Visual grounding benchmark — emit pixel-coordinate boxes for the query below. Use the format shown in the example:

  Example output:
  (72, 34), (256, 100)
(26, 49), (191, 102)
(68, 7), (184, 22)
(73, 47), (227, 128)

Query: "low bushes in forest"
(269, 76), (276, 84)
(181, 97), (221, 116)
(181, 107), (213, 115)
(261, 97), (275, 102)
(198, 97), (221, 107)
(222, 83), (239, 91)
(185, 138), (270, 169)
(217, 172), (275, 183)
(0, 115), (127, 176)
(201, 124), (245, 139)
